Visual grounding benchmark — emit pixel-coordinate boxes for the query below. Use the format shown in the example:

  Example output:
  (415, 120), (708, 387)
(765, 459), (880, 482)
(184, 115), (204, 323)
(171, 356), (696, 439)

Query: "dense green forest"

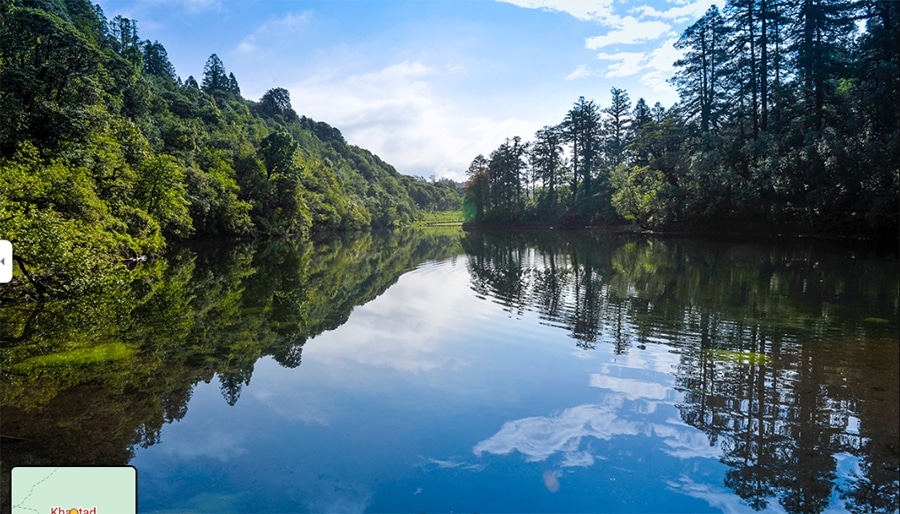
(463, 0), (898, 238)
(0, 0), (462, 300)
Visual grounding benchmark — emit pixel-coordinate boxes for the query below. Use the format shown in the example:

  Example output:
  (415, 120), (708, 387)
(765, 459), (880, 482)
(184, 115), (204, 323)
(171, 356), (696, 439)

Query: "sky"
(98, 0), (723, 182)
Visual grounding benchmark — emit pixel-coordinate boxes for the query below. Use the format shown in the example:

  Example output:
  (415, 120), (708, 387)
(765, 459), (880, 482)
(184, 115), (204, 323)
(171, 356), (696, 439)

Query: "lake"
(1, 228), (897, 513)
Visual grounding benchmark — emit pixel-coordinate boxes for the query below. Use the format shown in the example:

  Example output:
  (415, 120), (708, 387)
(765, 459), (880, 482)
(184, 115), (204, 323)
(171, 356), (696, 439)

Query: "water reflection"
(0, 228), (463, 509)
(1, 227), (897, 513)
(463, 229), (899, 513)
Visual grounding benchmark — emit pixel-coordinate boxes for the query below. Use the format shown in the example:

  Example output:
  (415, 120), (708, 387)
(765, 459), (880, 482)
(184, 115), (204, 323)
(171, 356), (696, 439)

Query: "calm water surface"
(2, 228), (897, 513)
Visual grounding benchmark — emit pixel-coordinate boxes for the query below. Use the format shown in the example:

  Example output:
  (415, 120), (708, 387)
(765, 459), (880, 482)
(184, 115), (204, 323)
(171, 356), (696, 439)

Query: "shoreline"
(462, 220), (900, 250)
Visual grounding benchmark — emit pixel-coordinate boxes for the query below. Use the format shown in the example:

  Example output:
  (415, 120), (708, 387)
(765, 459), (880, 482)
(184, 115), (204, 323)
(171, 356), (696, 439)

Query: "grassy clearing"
(416, 210), (465, 225)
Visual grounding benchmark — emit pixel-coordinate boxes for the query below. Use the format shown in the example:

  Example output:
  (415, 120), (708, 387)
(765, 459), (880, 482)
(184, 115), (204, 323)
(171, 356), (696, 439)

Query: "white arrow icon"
(1, 240), (12, 283)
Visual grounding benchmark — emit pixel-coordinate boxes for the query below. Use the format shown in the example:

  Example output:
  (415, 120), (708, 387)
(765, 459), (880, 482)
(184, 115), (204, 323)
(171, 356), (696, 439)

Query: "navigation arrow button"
(1, 240), (12, 283)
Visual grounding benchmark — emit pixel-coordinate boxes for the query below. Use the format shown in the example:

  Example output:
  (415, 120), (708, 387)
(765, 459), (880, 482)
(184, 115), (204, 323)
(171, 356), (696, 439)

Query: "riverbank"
(463, 219), (899, 251)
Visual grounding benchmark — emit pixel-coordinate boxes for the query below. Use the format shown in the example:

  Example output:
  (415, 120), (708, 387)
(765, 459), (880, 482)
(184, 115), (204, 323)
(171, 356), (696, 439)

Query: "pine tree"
(632, 98), (652, 133)
(201, 53), (228, 93)
(604, 87), (632, 167)
(228, 72), (240, 95)
(787, 0), (857, 130)
(562, 97), (602, 208)
(530, 125), (565, 210)
(673, 5), (729, 133)
(143, 40), (176, 81)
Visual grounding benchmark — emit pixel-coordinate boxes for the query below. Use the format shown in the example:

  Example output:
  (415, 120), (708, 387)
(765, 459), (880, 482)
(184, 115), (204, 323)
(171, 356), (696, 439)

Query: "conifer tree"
(201, 53), (228, 93)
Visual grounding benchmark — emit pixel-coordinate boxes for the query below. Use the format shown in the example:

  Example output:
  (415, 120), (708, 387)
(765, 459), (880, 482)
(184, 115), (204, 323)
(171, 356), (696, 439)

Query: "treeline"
(464, 0), (898, 237)
(0, 0), (462, 299)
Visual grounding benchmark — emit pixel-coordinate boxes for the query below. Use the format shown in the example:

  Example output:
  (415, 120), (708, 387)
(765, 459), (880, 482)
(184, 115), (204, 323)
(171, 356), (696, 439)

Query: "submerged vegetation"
(463, 1), (899, 238)
(0, 0), (462, 300)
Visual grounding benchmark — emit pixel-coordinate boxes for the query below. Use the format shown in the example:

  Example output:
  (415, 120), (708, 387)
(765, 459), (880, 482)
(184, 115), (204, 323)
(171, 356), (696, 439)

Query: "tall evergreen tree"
(143, 40), (176, 81)
(464, 154), (490, 221)
(530, 125), (565, 210)
(787, 0), (857, 130)
(632, 98), (653, 133)
(604, 87), (632, 168)
(673, 5), (729, 133)
(227, 72), (240, 95)
(562, 96), (602, 209)
(201, 53), (228, 93)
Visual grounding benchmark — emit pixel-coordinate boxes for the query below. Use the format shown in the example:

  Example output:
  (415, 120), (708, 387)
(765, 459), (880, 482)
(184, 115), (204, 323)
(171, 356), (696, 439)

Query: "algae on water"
(704, 348), (772, 366)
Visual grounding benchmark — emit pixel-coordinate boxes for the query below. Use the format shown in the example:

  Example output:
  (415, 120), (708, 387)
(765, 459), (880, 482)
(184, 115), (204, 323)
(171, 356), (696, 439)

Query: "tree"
(463, 154), (489, 222)
(136, 155), (192, 237)
(530, 125), (565, 211)
(610, 164), (666, 228)
(227, 72), (240, 95)
(259, 87), (297, 120)
(651, 102), (667, 123)
(0, 6), (105, 150)
(562, 96), (603, 210)
(632, 98), (653, 133)
(787, 0), (857, 130)
(201, 53), (228, 93)
(143, 40), (176, 81)
(673, 5), (729, 133)
(725, 0), (761, 137)
(604, 87), (632, 168)
(110, 15), (139, 55)
(259, 130), (299, 178)
(486, 138), (528, 219)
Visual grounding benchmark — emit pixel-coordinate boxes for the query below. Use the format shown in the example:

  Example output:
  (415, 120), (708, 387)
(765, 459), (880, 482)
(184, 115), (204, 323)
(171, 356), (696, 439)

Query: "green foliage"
(0, 143), (133, 299)
(610, 164), (666, 228)
(135, 155), (192, 237)
(0, 0), (458, 298)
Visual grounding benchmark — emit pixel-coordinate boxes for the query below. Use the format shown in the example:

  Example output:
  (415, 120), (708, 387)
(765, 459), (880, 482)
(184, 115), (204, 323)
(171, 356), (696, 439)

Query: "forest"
(0, 0), (462, 300)
(463, 0), (898, 238)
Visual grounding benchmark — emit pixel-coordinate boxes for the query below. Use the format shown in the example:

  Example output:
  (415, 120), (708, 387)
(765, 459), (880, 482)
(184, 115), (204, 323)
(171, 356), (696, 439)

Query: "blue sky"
(99, 0), (722, 181)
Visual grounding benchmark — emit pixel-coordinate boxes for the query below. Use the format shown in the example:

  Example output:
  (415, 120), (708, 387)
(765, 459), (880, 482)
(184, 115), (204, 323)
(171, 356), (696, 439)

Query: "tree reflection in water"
(463, 229), (898, 513)
(0, 228), (464, 510)
(1, 227), (896, 513)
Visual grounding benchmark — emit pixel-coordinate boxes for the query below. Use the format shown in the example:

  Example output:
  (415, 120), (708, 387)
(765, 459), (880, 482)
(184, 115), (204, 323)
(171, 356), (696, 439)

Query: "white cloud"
(497, 0), (619, 23)
(667, 476), (788, 513)
(633, 0), (723, 23)
(591, 38), (684, 97)
(235, 35), (259, 57)
(589, 373), (673, 401)
(305, 261), (477, 373)
(584, 17), (671, 49)
(473, 404), (720, 466)
(595, 51), (648, 77)
(653, 422), (721, 459)
(473, 403), (639, 463)
(640, 37), (683, 93)
(424, 457), (485, 471)
(292, 61), (540, 180)
(249, 384), (335, 426)
(565, 63), (595, 80)
(496, 0), (705, 108)
(232, 11), (313, 59)
(160, 427), (246, 461)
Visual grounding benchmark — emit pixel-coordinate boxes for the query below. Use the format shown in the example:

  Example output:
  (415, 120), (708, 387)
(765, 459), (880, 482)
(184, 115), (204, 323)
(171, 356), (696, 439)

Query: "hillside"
(0, 0), (462, 299)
